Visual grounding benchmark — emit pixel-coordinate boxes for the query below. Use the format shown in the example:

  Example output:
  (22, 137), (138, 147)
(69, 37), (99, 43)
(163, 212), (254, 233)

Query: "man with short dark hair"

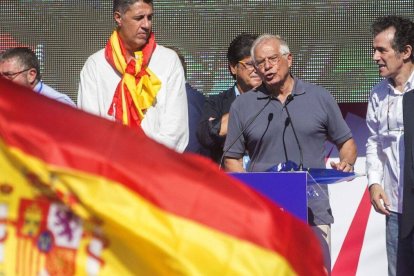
(366, 15), (414, 275)
(0, 47), (75, 106)
(78, 0), (188, 152)
(197, 33), (261, 163)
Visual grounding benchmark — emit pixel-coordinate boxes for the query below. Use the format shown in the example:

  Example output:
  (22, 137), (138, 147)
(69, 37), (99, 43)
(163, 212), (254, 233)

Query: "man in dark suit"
(197, 33), (261, 164)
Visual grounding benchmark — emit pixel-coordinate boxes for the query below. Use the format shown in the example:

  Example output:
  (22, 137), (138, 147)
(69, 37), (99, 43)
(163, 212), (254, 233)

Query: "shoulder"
(240, 89), (260, 99)
(85, 49), (105, 64)
(149, 45), (184, 79)
(81, 49), (107, 72)
(293, 78), (342, 114)
(370, 78), (389, 97)
(207, 86), (235, 101)
(186, 84), (205, 101)
(152, 45), (179, 63)
(41, 82), (75, 106)
(231, 89), (260, 108)
(295, 78), (330, 96)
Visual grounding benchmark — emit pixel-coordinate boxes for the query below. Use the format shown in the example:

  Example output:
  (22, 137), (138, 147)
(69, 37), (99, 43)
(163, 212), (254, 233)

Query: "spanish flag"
(0, 79), (324, 275)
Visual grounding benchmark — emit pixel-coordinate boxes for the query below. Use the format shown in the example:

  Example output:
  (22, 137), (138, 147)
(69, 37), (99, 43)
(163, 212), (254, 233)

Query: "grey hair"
(250, 34), (290, 63)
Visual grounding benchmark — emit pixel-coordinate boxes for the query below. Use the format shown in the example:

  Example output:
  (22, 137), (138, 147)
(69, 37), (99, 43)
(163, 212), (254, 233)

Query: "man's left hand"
(330, 160), (354, 172)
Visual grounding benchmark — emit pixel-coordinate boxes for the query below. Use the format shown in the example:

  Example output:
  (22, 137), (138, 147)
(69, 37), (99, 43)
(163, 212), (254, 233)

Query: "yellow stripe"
(121, 81), (129, 125)
(1, 141), (297, 275)
(110, 32), (126, 73)
(39, 254), (46, 276)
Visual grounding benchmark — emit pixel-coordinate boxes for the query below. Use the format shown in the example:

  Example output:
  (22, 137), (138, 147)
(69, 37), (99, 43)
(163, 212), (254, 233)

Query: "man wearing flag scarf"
(78, 0), (189, 152)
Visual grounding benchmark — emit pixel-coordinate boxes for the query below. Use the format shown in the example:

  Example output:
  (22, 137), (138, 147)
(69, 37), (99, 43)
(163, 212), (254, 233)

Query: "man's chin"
(264, 79), (280, 87)
(249, 82), (262, 89)
(378, 71), (390, 78)
(133, 37), (150, 50)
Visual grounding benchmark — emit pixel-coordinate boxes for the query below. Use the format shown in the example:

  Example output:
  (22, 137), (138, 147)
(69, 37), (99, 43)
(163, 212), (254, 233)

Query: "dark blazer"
(184, 83), (210, 156)
(196, 86), (237, 163)
(402, 90), (414, 238)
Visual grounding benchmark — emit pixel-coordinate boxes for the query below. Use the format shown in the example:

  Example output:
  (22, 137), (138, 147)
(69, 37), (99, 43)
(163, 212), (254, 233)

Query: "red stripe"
(332, 188), (371, 275)
(104, 38), (115, 69)
(0, 79), (324, 275)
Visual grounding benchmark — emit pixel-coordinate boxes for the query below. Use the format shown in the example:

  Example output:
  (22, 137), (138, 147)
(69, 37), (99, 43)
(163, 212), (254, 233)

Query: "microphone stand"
(219, 96), (273, 170)
(284, 99), (304, 171)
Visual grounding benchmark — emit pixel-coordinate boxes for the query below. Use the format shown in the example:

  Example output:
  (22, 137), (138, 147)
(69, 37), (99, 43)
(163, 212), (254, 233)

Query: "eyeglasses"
(255, 53), (288, 70)
(238, 60), (255, 71)
(0, 68), (31, 80)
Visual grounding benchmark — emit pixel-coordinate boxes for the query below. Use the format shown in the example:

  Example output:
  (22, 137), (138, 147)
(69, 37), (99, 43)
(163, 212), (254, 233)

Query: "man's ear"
(403, 45), (413, 61)
(286, 53), (293, 68)
(229, 62), (237, 76)
(27, 68), (37, 85)
(114, 11), (122, 27)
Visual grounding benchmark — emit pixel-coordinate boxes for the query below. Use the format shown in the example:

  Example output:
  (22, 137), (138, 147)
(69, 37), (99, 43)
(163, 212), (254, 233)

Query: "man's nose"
(142, 16), (151, 29)
(263, 58), (272, 70)
(373, 50), (380, 61)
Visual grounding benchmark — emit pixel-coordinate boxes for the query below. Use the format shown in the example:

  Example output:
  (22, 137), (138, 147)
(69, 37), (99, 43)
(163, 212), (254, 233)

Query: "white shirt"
(77, 45), (189, 153)
(34, 80), (76, 107)
(366, 71), (414, 213)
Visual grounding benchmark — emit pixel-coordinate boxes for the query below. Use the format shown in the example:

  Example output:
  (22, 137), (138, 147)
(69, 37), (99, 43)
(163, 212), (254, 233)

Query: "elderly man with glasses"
(0, 47), (75, 106)
(223, 33), (357, 274)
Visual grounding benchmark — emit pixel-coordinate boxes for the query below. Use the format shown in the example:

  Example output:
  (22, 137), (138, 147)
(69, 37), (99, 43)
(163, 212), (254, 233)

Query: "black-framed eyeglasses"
(238, 60), (255, 71)
(255, 53), (288, 70)
(0, 68), (31, 80)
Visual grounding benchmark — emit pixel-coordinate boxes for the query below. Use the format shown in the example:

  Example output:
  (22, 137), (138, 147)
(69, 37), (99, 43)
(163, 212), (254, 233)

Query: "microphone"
(249, 112), (274, 172)
(282, 117), (290, 163)
(284, 93), (295, 107)
(219, 96), (273, 170)
(283, 94), (304, 171)
(282, 92), (304, 109)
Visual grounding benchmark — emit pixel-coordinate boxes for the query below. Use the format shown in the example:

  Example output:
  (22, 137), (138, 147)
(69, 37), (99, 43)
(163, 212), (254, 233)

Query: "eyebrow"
(133, 12), (154, 18)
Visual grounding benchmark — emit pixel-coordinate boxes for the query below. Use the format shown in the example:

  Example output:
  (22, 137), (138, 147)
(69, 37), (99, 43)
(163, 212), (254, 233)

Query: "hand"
(369, 183), (390, 215)
(330, 160), (353, 172)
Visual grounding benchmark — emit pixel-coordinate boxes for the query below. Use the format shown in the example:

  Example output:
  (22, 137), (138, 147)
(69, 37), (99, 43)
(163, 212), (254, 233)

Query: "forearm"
(338, 138), (357, 165)
(224, 157), (245, 172)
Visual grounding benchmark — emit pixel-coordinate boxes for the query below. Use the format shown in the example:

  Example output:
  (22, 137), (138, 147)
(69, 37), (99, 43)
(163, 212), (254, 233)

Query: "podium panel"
(230, 172), (308, 222)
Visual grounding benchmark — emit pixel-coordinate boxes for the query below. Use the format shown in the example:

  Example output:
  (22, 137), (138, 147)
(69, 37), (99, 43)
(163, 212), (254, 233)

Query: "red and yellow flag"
(105, 31), (161, 128)
(0, 78), (324, 275)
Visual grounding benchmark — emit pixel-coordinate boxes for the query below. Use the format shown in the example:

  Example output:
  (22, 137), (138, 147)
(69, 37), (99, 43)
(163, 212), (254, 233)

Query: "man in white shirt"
(77, 0), (188, 152)
(0, 47), (75, 107)
(366, 15), (414, 276)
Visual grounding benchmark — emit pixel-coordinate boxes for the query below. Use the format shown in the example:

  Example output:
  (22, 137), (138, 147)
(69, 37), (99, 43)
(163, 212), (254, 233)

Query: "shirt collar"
(387, 69), (414, 94)
(33, 80), (43, 94)
(255, 75), (305, 100)
(234, 85), (241, 97)
(405, 69), (414, 92)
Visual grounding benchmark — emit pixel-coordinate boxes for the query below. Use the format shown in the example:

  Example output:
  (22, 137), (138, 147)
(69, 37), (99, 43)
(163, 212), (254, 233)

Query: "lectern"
(231, 172), (323, 222)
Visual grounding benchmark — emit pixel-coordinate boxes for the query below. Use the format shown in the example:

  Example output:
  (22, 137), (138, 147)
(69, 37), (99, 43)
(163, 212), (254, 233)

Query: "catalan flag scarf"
(105, 30), (161, 129)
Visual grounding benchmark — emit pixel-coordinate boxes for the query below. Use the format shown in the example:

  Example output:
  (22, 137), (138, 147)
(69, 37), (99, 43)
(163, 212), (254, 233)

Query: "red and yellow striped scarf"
(105, 31), (161, 129)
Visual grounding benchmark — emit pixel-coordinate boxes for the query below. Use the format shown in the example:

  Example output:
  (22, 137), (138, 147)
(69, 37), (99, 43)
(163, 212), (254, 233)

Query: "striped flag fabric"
(0, 78), (325, 275)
